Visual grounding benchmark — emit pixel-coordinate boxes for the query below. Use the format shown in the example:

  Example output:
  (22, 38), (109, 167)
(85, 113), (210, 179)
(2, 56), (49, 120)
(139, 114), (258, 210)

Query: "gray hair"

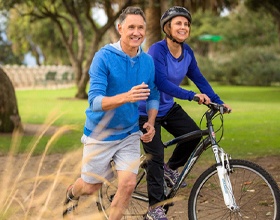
(119, 6), (146, 24)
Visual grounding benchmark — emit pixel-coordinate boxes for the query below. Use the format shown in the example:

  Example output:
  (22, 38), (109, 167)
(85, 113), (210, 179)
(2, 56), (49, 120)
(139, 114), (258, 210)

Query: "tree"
(245, 0), (280, 44)
(142, 0), (236, 51)
(7, 9), (69, 65)
(0, 11), (23, 64)
(219, 3), (278, 50)
(1, 0), (243, 98)
(1, 0), (134, 99)
(143, 0), (161, 51)
(0, 67), (22, 132)
(174, 0), (239, 14)
(0, 33), (23, 65)
(191, 3), (280, 86)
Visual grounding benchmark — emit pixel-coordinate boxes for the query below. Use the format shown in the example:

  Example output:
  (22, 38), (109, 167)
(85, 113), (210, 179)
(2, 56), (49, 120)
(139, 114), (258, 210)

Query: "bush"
(196, 55), (219, 82)
(197, 46), (280, 86)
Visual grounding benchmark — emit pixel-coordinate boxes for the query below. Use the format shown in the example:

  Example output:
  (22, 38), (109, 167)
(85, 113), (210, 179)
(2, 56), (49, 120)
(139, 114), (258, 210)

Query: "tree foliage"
(193, 3), (280, 86)
(7, 9), (70, 65)
(222, 3), (278, 49)
(1, 0), (280, 92)
(245, 0), (280, 43)
(1, 0), (134, 99)
(179, 0), (239, 15)
(0, 11), (22, 64)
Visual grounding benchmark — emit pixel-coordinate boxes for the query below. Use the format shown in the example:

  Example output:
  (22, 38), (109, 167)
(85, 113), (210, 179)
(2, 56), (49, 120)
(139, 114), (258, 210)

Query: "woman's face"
(169, 16), (190, 42)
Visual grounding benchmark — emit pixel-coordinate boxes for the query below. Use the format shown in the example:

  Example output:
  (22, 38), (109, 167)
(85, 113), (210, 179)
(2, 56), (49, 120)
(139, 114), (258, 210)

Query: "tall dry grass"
(0, 111), (106, 220)
(0, 110), (186, 220)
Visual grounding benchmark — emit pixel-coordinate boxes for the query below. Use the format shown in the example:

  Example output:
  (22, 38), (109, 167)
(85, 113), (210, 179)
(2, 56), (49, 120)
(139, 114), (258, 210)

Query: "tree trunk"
(144, 0), (162, 51)
(0, 68), (23, 133)
(276, 20), (280, 44)
(75, 68), (89, 99)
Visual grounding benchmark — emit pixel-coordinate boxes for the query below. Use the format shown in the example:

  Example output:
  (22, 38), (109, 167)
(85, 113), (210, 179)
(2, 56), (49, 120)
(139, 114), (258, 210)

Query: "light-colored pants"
(80, 131), (141, 184)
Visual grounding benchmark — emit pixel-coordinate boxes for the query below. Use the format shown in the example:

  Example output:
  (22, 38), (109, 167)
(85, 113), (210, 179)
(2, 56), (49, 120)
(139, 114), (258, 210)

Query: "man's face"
(118, 14), (146, 50)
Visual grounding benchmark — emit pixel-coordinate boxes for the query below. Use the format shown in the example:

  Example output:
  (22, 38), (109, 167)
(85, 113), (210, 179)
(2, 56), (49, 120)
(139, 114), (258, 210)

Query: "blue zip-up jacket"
(139, 39), (223, 117)
(84, 42), (159, 141)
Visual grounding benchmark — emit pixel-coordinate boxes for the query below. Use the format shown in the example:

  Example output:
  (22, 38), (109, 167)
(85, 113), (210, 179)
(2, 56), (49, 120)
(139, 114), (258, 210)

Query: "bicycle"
(97, 97), (280, 219)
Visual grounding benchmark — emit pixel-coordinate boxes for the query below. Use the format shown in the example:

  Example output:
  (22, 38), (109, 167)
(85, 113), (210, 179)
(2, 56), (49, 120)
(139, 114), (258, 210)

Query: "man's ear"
(117, 23), (122, 35)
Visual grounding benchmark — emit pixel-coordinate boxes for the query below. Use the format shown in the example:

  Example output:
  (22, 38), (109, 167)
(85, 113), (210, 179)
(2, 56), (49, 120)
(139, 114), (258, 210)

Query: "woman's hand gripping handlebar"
(193, 96), (232, 114)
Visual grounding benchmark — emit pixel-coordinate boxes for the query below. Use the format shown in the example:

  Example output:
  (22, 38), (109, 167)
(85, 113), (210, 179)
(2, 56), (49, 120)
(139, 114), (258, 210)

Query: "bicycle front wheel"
(188, 159), (280, 220)
(97, 166), (149, 219)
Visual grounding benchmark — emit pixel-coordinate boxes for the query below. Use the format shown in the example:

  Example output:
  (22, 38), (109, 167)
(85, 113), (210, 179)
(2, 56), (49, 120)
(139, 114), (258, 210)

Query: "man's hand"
(127, 82), (150, 103)
(140, 122), (155, 143)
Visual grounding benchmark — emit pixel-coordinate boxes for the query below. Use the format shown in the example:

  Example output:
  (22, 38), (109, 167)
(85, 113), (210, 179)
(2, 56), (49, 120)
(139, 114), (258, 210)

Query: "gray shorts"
(80, 131), (141, 184)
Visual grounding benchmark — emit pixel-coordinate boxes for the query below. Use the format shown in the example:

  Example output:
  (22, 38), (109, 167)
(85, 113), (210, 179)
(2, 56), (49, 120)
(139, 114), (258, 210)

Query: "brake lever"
(220, 106), (224, 114)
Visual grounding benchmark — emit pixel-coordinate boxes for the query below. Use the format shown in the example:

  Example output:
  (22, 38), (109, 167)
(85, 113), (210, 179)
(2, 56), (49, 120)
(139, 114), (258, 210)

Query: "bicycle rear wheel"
(188, 159), (280, 220)
(97, 165), (148, 219)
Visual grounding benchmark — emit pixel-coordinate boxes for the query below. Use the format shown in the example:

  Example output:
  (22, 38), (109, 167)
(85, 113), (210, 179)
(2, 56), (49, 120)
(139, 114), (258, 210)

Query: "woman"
(139, 6), (231, 220)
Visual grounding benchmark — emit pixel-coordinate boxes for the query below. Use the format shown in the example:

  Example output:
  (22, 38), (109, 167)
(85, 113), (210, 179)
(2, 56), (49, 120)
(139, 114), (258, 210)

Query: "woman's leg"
(163, 104), (201, 169)
(139, 116), (165, 207)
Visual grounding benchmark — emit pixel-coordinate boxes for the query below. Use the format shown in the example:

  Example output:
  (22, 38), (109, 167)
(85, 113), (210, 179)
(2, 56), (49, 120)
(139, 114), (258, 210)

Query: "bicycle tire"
(97, 166), (149, 219)
(188, 159), (280, 220)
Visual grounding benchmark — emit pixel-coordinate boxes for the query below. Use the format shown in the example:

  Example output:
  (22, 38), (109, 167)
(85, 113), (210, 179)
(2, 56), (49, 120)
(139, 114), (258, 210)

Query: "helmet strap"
(165, 33), (183, 45)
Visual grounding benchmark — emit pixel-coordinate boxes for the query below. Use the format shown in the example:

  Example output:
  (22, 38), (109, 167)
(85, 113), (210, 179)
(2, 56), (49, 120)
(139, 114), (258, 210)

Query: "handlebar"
(193, 96), (231, 114)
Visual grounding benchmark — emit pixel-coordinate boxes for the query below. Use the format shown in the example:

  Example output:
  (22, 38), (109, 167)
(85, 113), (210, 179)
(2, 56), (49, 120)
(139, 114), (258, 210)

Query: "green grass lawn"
(167, 85), (280, 159)
(0, 85), (279, 159)
(0, 87), (88, 154)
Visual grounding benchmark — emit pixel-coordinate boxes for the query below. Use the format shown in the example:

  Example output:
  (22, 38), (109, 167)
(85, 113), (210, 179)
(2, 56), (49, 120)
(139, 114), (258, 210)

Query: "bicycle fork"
(213, 146), (240, 212)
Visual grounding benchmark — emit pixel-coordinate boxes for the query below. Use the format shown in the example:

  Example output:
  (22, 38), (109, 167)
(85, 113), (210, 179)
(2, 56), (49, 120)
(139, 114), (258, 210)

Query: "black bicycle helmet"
(160, 6), (192, 33)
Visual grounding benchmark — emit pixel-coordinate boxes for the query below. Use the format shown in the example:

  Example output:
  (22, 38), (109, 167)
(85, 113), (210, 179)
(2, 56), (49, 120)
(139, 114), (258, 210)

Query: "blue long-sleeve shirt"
(139, 39), (223, 117)
(84, 41), (159, 141)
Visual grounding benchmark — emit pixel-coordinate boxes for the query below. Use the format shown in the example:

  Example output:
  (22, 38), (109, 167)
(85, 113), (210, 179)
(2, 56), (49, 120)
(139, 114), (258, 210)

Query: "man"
(63, 6), (159, 220)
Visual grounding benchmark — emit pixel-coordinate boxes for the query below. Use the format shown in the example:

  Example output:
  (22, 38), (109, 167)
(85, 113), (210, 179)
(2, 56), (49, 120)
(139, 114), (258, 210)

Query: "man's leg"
(63, 178), (102, 217)
(72, 177), (102, 196)
(108, 170), (137, 220)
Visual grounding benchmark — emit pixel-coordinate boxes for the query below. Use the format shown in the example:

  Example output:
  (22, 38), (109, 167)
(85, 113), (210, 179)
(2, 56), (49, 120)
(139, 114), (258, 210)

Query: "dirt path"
(0, 152), (279, 220)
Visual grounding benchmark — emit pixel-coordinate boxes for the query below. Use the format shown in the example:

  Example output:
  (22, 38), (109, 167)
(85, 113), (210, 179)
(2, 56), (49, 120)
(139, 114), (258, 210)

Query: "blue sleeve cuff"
(146, 99), (159, 111)
(92, 95), (104, 111)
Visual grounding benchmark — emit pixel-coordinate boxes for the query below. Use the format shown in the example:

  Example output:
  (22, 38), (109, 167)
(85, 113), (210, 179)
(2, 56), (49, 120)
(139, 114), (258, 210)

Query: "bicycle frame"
(98, 101), (279, 219)
(98, 100), (280, 219)
(163, 103), (239, 211)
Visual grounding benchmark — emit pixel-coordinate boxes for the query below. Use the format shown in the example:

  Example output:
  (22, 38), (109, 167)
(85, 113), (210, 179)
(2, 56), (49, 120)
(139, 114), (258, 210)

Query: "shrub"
(198, 46), (280, 86)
